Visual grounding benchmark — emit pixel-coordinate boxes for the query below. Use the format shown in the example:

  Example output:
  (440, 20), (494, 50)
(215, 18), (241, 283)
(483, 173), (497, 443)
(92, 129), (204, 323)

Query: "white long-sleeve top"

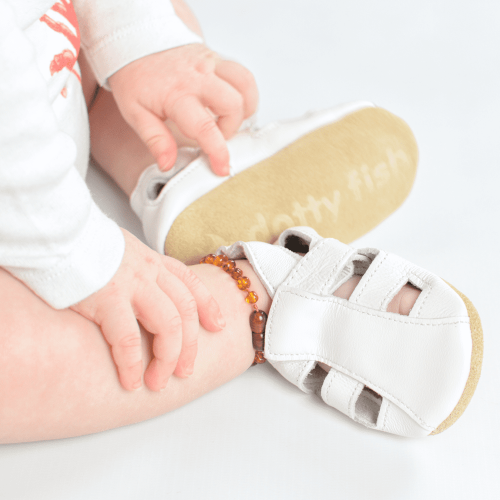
(0, 0), (202, 308)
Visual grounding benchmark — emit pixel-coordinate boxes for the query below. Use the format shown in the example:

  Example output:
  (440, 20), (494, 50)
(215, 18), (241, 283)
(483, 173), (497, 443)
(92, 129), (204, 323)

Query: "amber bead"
(237, 277), (250, 290)
(214, 254), (228, 267)
(245, 291), (258, 304)
(250, 310), (267, 334)
(254, 351), (266, 364)
(222, 260), (236, 272)
(252, 332), (265, 351)
(203, 254), (216, 265)
(200, 253), (266, 365)
(231, 268), (243, 279)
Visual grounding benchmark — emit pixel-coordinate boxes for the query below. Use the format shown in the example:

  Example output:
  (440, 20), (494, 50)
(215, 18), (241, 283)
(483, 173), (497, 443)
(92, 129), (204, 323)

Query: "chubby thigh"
(0, 262), (257, 444)
(0, 266), (129, 442)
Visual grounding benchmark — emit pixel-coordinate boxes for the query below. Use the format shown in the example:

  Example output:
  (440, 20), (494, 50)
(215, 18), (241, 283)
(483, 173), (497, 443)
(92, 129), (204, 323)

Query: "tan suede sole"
(165, 107), (419, 264)
(431, 284), (484, 435)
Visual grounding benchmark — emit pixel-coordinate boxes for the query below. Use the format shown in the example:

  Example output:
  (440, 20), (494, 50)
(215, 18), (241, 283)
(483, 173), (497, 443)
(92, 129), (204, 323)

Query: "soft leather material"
(219, 227), (473, 437)
(271, 360), (317, 393)
(378, 399), (429, 438)
(349, 251), (408, 311)
(130, 148), (201, 252)
(267, 286), (471, 432)
(219, 240), (300, 299)
(321, 368), (364, 419)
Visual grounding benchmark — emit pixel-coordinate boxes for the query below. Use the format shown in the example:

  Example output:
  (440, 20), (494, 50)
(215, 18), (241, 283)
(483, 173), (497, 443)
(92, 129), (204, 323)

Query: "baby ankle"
(198, 255), (272, 366)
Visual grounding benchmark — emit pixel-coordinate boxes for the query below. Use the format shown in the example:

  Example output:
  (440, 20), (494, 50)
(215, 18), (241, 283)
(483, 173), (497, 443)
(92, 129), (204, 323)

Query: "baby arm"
(108, 43), (259, 176)
(75, 0), (258, 176)
(70, 229), (225, 391)
(0, 0), (222, 392)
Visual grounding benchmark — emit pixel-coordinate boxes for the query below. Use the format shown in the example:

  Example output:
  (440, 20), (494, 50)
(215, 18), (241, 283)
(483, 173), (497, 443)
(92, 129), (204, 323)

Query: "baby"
(0, 0), (258, 392)
(0, 0), (481, 442)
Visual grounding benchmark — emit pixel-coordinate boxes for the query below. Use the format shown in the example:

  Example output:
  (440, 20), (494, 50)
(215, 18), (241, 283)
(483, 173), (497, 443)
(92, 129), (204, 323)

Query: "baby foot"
(130, 103), (418, 263)
(317, 278), (421, 373)
(218, 226), (483, 437)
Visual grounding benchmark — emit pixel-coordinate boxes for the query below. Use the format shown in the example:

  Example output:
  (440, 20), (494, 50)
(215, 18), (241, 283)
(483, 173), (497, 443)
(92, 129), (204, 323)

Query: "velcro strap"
(283, 238), (357, 295)
(265, 286), (472, 430)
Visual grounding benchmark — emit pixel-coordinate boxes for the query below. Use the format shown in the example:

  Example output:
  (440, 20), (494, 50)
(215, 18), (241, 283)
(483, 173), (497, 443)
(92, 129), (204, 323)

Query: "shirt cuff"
(84, 14), (203, 89)
(10, 203), (125, 309)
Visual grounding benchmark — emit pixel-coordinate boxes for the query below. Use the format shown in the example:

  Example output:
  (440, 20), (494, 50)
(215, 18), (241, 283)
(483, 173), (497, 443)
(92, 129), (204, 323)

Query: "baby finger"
(170, 95), (230, 176)
(138, 288), (184, 391)
(100, 305), (144, 391)
(155, 270), (200, 378)
(201, 75), (244, 139)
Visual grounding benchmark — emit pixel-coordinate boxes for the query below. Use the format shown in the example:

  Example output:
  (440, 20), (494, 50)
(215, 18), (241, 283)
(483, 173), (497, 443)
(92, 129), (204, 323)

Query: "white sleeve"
(75, 0), (203, 88)
(0, 0), (125, 310)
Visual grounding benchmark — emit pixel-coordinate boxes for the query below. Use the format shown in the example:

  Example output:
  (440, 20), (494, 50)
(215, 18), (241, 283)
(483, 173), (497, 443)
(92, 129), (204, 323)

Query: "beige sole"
(431, 284), (484, 435)
(165, 107), (419, 264)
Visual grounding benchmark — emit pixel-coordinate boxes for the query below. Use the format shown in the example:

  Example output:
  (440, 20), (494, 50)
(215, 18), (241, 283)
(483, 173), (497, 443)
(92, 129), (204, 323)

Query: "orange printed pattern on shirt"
(40, 1), (81, 96)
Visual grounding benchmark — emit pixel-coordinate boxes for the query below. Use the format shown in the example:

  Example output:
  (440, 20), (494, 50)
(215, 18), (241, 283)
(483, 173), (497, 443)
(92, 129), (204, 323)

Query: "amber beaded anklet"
(199, 253), (267, 365)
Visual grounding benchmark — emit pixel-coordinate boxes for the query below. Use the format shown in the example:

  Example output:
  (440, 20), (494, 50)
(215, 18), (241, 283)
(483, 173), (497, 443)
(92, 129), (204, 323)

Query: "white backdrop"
(1, 1), (499, 499)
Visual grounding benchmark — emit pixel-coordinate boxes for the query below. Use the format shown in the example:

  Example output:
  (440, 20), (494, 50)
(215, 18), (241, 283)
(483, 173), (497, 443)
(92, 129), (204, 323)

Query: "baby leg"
(0, 260), (270, 444)
(0, 257), (419, 444)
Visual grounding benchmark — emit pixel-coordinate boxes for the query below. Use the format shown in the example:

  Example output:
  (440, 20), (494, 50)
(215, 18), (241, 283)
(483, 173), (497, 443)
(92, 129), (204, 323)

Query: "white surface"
(1, 0), (499, 499)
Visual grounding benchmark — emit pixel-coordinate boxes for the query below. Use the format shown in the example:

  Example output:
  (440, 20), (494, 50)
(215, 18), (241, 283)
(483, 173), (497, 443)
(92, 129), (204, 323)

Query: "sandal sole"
(165, 107), (419, 263)
(431, 284), (484, 435)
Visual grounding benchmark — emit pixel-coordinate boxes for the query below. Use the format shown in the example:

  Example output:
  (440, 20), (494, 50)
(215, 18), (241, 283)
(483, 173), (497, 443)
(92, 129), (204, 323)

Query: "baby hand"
(108, 44), (259, 176)
(70, 229), (225, 392)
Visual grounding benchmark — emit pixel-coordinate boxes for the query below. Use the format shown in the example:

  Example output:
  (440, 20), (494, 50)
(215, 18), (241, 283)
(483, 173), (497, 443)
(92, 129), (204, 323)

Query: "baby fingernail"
(178, 368), (193, 378)
(158, 154), (172, 170)
(132, 380), (142, 390)
(217, 312), (226, 329)
(216, 163), (230, 176)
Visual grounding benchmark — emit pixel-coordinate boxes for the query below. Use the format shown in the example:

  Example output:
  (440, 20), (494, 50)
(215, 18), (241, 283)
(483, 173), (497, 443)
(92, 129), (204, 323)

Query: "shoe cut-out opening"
(310, 364), (383, 427)
(284, 234), (310, 255)
(147, 182), (166, 200)
(303, 363), (328, 393)
(355, 386), (382, 425)
(332, 262), (423, 316)
(387, 280), (422, 315)
(329, 253), (373, 298)
(352, 255), (373, 276)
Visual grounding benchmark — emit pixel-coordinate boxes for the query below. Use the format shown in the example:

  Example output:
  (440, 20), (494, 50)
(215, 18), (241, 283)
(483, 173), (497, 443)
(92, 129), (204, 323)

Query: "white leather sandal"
(131, 102), (418, 264)
(217, 227), (483, 437)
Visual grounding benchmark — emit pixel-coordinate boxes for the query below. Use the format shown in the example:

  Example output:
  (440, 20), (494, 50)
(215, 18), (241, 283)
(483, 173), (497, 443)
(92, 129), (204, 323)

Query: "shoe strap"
(218, 240), (300, 299)
(280, 237), (357, 294)
(266, 283), (471, 431)
(219, 226), (355, 298)
(321, 368), (364, 420)
(130, 148), (200, 220)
